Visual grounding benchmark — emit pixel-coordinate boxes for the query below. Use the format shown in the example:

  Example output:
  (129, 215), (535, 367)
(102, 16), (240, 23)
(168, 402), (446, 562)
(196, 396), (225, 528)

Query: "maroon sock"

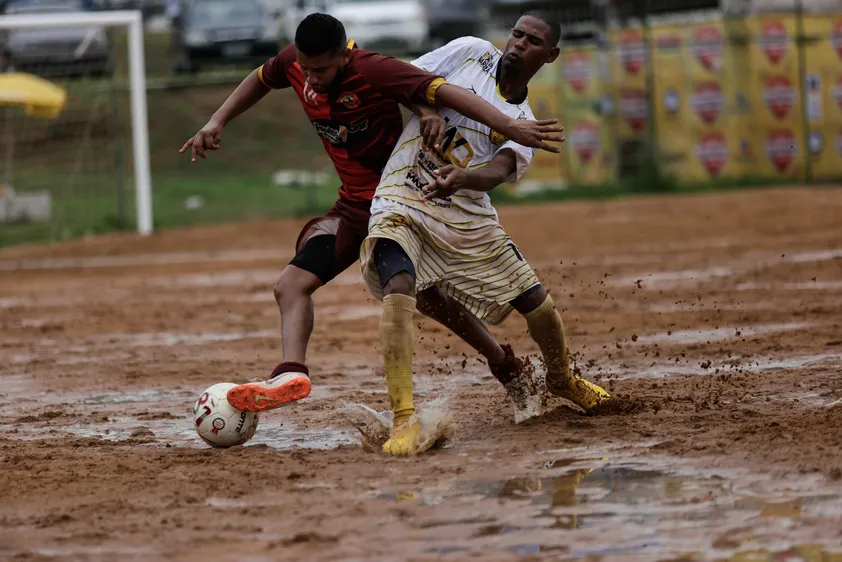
(271, 362), (309, 379)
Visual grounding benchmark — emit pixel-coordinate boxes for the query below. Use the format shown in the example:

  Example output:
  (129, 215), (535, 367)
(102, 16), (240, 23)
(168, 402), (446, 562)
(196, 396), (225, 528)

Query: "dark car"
(173, 0), (281, 74)
(1, 0), (111, 78)
(425, 0), (486, 49)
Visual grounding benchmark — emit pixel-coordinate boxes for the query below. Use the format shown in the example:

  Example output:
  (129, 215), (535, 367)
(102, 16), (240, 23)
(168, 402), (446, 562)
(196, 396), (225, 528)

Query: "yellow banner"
(651, 25), (690, 178)
(517, 57), (566, 189)
(507, 12), (842, 191)
(801, 15), (842, 179)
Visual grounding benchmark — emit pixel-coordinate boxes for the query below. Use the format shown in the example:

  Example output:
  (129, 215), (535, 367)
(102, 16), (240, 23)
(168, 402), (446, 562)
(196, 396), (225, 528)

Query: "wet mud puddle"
(375, 455), (842, 560)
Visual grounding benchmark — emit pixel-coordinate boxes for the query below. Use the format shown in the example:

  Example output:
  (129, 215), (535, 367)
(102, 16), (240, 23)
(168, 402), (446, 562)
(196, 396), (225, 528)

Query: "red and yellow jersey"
(258, 41), (446, 203)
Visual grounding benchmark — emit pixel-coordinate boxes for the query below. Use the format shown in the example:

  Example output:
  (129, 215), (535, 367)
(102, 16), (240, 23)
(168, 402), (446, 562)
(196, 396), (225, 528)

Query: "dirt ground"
(1, 186), (841, 562)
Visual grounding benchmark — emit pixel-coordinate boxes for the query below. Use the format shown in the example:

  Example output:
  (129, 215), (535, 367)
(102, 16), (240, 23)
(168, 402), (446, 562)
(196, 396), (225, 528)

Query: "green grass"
(0, 171), (341, 247)
(3, 168), (812, 248)
(150, 173), (339, 229)
(0, 187), (131, 246)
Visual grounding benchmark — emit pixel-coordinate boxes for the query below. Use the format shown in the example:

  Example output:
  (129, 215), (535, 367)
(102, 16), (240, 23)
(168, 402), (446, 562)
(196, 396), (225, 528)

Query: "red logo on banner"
(563, 51), (591, 94)
(763, 76), (796, 120)
(692, 26), (724, 72)
(620, 90), (647, 132)
(692, 82), (724, 124)
(760, 21), (788, 65)
(834, 76), (842, 113)
(696, 132), (728, 176)
(766, 130), (796, 173)
(571, 121), (600, 164)
(617, 31), (645, 75)
(832, 20), (842, 61)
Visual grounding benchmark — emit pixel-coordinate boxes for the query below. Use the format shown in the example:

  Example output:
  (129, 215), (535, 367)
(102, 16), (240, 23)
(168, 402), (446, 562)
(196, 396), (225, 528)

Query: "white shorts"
(360, 198), (540, 325)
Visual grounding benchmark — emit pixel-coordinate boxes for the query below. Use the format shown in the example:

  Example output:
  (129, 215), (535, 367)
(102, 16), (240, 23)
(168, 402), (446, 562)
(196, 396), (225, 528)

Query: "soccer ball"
(193, 383), (259, 448)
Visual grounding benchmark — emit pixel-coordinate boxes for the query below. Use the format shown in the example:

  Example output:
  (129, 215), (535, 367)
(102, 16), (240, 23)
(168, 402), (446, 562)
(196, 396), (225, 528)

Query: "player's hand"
(417, 107), (447, 150)
(422, 164), (467, 201)
(500, 118), (566, 154)
(179, 120), (224, 162)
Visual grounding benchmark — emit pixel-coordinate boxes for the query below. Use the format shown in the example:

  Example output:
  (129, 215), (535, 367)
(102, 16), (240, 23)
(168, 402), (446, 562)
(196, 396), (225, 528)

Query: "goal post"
(0, 10), (153, 237)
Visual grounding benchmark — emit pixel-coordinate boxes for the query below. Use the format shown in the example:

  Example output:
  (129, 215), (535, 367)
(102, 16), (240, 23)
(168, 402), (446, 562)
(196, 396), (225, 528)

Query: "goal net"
(0, 6), (151, 245)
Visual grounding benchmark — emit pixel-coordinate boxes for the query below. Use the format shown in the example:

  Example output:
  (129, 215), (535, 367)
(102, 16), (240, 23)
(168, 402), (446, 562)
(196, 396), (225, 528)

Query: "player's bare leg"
(226, 265), (318, 412)
(274, 265), (323, 364)
(416, 287), (541, 423)
(416, 287), (507, 368)
(511, 285), (611, 412)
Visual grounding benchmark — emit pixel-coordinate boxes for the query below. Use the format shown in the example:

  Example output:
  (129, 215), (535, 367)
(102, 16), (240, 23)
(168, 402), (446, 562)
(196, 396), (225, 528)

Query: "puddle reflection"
(378, 460), (842, 559)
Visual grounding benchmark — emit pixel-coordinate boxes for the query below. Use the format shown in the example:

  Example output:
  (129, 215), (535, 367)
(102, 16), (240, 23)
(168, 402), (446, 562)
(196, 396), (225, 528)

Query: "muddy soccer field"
(1, 186), (841, 561)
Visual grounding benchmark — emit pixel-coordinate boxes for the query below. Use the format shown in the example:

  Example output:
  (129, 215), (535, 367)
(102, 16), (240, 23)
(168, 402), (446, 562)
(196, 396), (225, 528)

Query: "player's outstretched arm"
(422, 149), (517, 201)
(434, 84), (565, 154)
(179, 70), (271, 162)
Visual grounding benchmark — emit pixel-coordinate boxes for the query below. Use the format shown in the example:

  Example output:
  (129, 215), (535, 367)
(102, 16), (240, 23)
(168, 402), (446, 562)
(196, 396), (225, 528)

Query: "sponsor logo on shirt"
(477, 51), (495, 74)
(312, 119), (369, 145)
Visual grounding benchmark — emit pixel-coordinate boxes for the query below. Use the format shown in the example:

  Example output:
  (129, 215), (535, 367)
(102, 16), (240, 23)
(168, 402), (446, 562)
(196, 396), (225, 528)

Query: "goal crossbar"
(0, 10), (153, 236)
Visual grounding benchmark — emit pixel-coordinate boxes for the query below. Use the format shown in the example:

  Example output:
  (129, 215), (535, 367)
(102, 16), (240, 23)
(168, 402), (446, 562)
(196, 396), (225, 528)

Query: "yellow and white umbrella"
(1, 73), (67, 194)
(0, 72), (67, 118)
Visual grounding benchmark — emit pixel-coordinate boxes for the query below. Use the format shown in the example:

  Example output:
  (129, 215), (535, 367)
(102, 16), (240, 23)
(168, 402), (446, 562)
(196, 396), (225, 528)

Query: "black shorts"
(289, 197), (371, 285)
(372, 238), (416, 289)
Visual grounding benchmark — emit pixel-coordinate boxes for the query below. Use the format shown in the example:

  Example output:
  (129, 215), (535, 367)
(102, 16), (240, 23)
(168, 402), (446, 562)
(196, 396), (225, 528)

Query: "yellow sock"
(380, 293), (416, 426)
(523, 295), (573, 386)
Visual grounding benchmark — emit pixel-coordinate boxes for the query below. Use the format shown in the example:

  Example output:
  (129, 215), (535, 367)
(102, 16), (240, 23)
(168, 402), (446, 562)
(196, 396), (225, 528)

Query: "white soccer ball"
(193, 383), (259, 448)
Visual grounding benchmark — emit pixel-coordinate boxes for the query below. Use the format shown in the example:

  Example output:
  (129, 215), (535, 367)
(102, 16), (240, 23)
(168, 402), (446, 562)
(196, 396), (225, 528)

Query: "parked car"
(276, 0), (428, 56)
(0, 0), (111, 78)
(282, 0), (330, 45)
(173, 0), (282, 73)
(330, 0), (428, 55)
(425, 0), (487, 49)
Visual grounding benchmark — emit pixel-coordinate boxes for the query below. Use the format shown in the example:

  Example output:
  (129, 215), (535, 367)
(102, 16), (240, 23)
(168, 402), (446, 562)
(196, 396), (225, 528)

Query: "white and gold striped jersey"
(372, 36), (537, 228)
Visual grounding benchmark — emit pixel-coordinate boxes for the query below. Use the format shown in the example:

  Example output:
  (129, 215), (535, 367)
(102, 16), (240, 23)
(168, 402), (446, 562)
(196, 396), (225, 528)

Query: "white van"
(282, 0), (428, 55)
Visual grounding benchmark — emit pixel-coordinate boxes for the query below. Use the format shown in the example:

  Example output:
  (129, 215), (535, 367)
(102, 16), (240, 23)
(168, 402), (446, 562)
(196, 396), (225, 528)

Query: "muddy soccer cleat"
(226, 362), (311, 413)
(382, 417), (422, 457)
(548, 376), (611, 412)
(492, 345), (542, 424)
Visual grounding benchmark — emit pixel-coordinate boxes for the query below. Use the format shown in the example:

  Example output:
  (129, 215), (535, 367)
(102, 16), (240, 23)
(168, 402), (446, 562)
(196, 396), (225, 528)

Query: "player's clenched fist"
(179, 119), (224, 162)
(500, 118), (566, 154)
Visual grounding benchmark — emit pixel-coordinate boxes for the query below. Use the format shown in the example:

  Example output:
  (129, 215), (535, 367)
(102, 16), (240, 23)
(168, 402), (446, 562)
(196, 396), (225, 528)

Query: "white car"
(329, 0), (428, 55)
(283, 0), (428, 56)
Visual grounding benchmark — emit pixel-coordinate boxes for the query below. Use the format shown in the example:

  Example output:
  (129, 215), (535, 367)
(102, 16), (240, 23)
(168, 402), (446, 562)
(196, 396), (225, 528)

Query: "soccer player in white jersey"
(359, 11), (612, 456)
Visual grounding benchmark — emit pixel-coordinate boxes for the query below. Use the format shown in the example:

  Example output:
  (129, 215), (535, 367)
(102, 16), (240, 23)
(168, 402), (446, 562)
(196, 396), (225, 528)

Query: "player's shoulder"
(346, 42), (394, 72)
(347, 44), (376, 68)
(446, 36), (499, 55)
(444, 36), (502, 66)
(269, 43), (298, 70)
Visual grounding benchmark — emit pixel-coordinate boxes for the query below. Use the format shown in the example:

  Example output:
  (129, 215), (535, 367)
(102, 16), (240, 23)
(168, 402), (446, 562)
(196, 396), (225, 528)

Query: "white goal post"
(0, 10), (153, 236)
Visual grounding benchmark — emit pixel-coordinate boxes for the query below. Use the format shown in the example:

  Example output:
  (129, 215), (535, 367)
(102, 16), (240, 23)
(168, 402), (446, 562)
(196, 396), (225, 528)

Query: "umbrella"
(0, 72), (67, 118)
(0, 72), (67, 195)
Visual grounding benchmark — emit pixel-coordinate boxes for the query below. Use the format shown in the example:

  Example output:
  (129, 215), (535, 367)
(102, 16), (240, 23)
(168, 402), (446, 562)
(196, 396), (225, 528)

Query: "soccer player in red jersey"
(180, 14), (564, 413)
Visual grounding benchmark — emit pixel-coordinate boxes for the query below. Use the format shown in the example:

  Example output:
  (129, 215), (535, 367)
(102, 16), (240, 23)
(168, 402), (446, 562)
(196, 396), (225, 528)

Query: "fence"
(497, 2), (842, 192)
(3, 3), (841, 245)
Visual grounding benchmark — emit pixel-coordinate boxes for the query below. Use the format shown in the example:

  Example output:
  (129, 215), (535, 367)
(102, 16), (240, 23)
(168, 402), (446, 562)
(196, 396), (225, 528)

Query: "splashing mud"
(341, 398), (455, 454)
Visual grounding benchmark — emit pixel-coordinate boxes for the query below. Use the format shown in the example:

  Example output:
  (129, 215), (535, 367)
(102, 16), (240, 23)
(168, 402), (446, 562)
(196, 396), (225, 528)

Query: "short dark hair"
(295, 13), (347, 56)
(523, 10), (562, 47)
